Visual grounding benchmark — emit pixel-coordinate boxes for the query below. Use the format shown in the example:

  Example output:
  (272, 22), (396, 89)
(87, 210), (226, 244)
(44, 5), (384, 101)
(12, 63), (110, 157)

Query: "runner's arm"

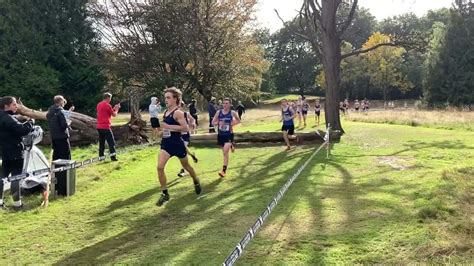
(290, 108), (296, 119)
(212, 110), (220, 126)
(187, 114), (196, 130)
(161, 110), (189, 132)
(231, 111), (241, 126)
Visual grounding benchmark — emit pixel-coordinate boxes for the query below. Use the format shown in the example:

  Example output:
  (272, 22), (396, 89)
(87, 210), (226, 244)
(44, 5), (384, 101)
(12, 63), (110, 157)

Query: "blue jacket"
(208, 102), (217, 118)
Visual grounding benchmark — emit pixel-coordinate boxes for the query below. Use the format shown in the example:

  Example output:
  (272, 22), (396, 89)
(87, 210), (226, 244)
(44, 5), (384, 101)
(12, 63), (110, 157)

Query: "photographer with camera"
(0, 96), (33, 210)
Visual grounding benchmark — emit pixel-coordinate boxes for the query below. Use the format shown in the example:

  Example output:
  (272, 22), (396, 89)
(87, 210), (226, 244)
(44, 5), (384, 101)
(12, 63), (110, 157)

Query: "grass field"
(1, 108), (473, 264)
(261, 94), (322, 104)
(346, 109), (474, 131)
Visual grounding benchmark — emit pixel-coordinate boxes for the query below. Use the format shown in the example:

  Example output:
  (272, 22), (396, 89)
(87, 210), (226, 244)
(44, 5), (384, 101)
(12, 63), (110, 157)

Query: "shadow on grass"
(54, 145), (315, 265)
(54, 134), (445, 265)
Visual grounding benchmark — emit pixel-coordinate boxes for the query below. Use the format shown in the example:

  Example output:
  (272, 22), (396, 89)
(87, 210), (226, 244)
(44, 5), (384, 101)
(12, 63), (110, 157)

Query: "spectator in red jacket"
(97, 93), (120, 161)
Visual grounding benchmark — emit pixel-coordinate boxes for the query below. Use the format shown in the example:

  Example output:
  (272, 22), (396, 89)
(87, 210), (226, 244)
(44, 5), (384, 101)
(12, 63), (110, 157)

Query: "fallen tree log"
(16, 102), (148, 146)
(189, 130), (341, 145)
(15, 102), (340, 146)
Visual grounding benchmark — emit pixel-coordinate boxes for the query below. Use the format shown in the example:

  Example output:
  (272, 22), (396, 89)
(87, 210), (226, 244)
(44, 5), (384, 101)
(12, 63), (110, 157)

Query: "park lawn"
(0, 120), (473, 264)
(346, 109), (474, 131)
(261, 94), (322, 104)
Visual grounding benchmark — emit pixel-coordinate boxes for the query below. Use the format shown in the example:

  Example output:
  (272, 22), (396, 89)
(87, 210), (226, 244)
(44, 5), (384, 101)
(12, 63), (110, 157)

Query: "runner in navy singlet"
(177, 102), (198, 177)
(212, 98), (240, 177)
(314, 98), (321, 126)
(156, 87), (202, 206)
(281, 99), (295, 151)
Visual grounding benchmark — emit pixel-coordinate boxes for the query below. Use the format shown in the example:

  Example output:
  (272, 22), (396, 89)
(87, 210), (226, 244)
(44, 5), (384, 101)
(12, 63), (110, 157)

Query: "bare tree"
(277, 0), (410, 133)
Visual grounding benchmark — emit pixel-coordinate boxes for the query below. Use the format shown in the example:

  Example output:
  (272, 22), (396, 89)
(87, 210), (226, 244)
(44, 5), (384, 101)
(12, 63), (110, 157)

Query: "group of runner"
(280, 96), (322, 150)
(149, 90), (352, 206)
(285, 96), (322, 128)
(340, 98), (370, 115)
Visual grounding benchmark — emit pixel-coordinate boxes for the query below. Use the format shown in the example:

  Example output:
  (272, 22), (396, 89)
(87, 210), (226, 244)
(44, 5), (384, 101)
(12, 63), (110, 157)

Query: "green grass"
(261, 94), (322, 104)
(345, 109), (474, 131)
(111, 114), (131, 126)
(0, 117), (473, 264)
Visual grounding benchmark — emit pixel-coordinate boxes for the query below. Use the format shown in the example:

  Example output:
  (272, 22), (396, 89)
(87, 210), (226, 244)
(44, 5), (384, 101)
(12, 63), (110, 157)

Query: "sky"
(256, 0), (454, 33)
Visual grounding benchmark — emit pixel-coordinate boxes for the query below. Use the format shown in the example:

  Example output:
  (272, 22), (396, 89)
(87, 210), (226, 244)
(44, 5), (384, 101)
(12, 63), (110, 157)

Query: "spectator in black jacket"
(208, 97), (217, 133)
(236, 101), (246, 120)
(0, 96), (33, 209)
(188, 99), (198, 127)
(47, 95), (72, 160)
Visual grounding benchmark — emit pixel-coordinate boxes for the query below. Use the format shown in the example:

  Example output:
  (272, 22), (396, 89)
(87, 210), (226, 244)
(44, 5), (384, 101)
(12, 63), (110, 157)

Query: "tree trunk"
(321, 0), (344, 133)
(127, 94), (149, 144)
(16, 103), (148, 146)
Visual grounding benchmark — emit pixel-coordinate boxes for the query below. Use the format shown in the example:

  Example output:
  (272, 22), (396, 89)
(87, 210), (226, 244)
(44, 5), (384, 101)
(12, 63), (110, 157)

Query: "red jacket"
(96, 101), (115, 129)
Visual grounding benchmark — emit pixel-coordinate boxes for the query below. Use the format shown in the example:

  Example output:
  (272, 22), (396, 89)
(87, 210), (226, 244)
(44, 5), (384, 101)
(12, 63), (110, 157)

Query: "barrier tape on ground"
(5, 140), (161, 183)
(222, 127), (331, 266)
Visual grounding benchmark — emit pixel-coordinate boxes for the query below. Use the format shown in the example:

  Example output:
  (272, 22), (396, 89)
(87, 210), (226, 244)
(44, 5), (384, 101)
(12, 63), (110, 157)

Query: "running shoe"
(156, 193), (170, 206)
(194, 183), (202, 195)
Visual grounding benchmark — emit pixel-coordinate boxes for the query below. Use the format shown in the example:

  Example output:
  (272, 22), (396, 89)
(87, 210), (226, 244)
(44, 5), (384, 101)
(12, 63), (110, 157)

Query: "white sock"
(13, 200), (22, 207)
(0, 199), (3, 206)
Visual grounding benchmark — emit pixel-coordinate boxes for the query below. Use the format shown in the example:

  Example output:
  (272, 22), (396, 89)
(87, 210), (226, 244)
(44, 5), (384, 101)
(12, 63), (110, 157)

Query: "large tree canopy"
(0, 0), (105, 114)
(91, 0), (268, 105)
(423, 1), (474, 107)
(269, 18), (320, 95)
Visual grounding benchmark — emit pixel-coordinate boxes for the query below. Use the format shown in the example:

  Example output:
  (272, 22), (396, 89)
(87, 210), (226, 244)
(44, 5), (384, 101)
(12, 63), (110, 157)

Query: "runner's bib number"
(219, 124), (230, 131)
(163, 129), (171, 138)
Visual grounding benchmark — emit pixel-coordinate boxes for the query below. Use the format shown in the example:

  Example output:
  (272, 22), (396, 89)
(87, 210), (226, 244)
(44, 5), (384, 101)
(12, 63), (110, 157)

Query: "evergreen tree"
(424, 3), (474, 107)
(0, 0), (105, 113)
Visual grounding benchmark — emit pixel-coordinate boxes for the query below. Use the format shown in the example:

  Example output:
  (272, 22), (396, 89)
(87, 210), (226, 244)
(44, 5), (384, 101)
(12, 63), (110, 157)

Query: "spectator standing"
(47, 95), (73, 160)
(236, 101), (246, 120)
(149, 97), (161, 141)
(96, 93), (120, 161)
(188, 99), (198, 128)
(0, 96), (33, 209)
(208, 97), (217, 133)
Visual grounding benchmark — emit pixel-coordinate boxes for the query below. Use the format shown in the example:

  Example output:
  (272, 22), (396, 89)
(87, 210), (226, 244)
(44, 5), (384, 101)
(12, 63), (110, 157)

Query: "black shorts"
(160, 138), (187, 158)
(302, 110), (308, 115)
(181, 133), (190, 144)
(315, 111), (320, 117)
(217, 134), (234, 146)
(355, 107), (359, 111)
(150, 117), (160, 128)
(282, 124), (295, 135)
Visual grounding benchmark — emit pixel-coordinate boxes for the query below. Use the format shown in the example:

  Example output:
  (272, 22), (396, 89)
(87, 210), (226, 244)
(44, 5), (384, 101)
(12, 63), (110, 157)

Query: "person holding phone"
(96, 92), (120, 161)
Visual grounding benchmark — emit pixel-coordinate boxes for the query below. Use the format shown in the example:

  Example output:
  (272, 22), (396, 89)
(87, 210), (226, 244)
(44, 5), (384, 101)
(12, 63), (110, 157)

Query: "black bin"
(52, 159), (76, 197)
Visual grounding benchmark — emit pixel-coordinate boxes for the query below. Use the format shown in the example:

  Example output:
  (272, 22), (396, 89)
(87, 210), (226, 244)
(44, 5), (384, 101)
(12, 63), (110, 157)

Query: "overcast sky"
(256, 0), (454, 32)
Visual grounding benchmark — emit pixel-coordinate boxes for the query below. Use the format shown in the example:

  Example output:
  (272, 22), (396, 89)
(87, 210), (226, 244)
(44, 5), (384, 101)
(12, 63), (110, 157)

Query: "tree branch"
(337, 0), (358, 36)
(341, 42), (398, 59)
(306, 0), (325, 32)
(274, 9), (290, 28)
(275, 8), (312, 42)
